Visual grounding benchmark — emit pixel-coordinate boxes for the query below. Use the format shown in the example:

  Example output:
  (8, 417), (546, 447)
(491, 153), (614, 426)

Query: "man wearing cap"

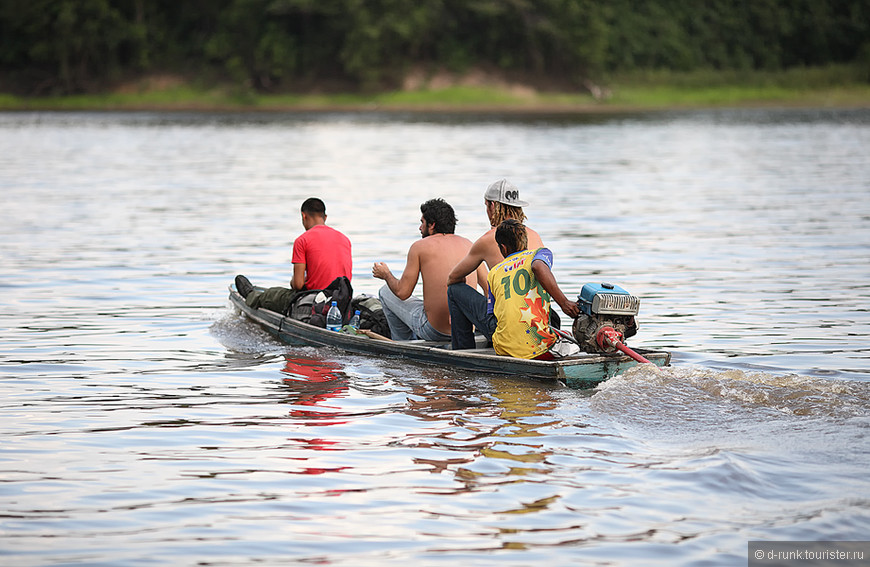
(446, 179), (545, 350)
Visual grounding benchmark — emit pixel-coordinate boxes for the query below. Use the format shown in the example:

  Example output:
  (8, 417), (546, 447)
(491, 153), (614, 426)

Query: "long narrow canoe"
(228, 284), (670, 389)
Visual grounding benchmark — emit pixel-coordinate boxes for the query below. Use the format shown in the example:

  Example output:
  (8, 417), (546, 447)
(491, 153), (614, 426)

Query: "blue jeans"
(378, 285), (451, 341)
(447, 283), (497, 350)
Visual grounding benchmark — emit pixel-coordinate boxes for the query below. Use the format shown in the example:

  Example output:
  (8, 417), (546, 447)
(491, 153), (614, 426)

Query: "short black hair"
(301, 197), (326, 216)
(420, 198), (457, 234)
(495, 219), (528, 256)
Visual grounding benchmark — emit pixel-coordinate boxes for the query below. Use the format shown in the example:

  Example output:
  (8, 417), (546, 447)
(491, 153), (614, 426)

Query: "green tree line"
(1, 0), (868, 95)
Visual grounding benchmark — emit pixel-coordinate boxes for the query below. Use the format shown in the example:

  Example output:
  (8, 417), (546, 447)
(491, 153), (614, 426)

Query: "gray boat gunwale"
(228, 285), (670, 388)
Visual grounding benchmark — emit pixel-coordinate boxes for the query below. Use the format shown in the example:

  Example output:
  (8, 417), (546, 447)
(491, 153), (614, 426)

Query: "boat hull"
(228, 286), (670, 388)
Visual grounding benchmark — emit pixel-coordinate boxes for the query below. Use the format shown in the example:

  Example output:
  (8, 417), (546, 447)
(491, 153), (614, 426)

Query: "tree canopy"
(1, 0), (868, 95)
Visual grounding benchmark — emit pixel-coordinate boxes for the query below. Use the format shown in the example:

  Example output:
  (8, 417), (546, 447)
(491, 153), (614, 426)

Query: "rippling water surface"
(1, 109), (868, 566)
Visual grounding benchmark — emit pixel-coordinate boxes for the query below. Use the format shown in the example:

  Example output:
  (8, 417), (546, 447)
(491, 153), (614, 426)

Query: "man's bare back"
(410, 234), (476, 334)
(373, 233), (476, 335)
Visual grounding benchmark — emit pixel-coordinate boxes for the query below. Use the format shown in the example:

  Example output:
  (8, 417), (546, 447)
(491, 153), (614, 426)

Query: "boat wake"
(598, 364), (868, 417)
(590, 364), (870, 448)
(585, 364), (870, 532)
(210, 310), (285, 354)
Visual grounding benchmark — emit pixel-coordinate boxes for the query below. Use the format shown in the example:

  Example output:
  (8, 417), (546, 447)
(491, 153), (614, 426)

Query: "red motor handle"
(596, 327), (652, 364)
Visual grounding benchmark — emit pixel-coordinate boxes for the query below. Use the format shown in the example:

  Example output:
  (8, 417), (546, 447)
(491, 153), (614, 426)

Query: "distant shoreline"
(2, 71), (868, 114)
(2, 96), (867, 115)
(3, 99), (868, 115)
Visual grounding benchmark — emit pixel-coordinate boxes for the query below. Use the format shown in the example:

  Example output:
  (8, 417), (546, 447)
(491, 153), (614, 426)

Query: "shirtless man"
(445, 179), (544, 349)
(373, 199), (486, 341)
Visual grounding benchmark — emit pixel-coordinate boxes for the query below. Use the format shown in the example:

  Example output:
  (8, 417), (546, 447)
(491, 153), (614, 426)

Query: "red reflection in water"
(281, 356), (348, 422)
(281, 355), (350, 475)
(282, 356), (344, 384)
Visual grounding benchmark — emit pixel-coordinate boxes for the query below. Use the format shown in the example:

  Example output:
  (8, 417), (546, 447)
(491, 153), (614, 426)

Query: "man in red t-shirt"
(235, 198), (351, 311)
(291, 198), (352, 291)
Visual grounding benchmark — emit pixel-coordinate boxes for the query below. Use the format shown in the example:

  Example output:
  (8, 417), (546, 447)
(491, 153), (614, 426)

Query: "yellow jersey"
(487, 248), (557, 359)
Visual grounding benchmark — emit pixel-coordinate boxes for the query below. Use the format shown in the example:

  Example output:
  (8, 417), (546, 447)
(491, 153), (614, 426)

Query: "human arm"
(291, 263), (306, 290)
(290, 235), (307, 291)
(474, 263), (490, 295)
(372, 245), (421, 300)
(532, 259), (580, 318)
(447, 236), (489, 286)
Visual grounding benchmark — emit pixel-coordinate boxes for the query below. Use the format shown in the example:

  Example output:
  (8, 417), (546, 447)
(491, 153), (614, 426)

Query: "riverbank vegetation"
(1, 0), (868, 111)
(2, 66), (868, 112)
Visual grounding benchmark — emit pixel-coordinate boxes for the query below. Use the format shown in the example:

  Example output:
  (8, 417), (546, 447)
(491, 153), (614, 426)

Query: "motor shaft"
(596, 326), (651, 364)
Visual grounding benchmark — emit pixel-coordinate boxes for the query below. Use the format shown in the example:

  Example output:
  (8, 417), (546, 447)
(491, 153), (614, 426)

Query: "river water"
(1, 109), (868, 566)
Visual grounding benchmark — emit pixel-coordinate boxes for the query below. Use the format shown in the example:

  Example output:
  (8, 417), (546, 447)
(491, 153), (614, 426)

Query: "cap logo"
(484, 179), (529, 207)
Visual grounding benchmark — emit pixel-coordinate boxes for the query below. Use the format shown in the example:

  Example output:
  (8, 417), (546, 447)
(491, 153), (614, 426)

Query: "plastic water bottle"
(348, 309), (361, 330)
(326, 301), (342, 332)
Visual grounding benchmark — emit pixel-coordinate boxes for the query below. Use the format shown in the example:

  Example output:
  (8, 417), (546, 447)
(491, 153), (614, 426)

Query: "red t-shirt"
(291, 224), (352, 290)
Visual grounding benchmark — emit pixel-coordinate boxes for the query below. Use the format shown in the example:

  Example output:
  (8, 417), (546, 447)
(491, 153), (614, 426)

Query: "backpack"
(350, 294), (391, 338)
(308, 276), (353, 328)
(284, 289), (322, 323)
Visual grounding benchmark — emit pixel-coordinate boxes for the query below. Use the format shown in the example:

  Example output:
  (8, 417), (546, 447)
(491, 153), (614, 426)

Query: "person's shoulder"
(407, 236), (432, 255)
(448, 233), (473, 245)
(411, 234), (445, 251)
(445, 234), (474, 255)
(331, 225), (351, 241)
(531, 247), (553, 264)
(318, 224), (351, 239)
(526, 224), (543, 238)
(472, 227), (496, 247)
(415, 234), (467, 254)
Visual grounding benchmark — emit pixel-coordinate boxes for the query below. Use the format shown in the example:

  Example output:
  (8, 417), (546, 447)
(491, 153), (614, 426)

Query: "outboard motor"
(572, 283), (650, 363)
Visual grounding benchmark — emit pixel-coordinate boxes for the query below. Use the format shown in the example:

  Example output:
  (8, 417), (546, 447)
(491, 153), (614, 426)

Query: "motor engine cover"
(577, 282), (640, 317)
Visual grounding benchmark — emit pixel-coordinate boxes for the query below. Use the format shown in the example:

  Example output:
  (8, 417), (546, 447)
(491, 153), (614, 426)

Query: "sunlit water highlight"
(1, 109), (868, 566)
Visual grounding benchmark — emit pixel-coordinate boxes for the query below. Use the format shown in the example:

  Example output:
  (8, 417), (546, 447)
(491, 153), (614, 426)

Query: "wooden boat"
(228, 284), (670, 388)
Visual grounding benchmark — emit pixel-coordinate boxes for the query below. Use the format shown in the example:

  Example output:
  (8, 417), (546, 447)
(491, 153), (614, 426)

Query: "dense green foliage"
(1, 0), (868, 95)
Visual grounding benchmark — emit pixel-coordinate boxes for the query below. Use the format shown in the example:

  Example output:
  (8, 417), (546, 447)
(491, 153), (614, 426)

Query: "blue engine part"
(576, 282), (640, 317)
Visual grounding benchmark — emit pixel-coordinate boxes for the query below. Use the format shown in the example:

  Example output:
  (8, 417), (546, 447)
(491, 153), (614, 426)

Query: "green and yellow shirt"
(487, 248), (557, 359)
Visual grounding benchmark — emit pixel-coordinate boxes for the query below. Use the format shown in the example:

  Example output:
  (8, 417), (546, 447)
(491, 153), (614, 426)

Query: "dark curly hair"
(420, 198), (457, 234)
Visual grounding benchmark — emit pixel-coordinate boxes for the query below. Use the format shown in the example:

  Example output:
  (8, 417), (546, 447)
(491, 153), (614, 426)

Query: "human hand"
(372, 262), (390, 280)
(560, 300), (580, 319)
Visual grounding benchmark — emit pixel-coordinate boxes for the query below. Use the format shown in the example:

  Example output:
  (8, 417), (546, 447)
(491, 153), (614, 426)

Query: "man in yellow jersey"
(487, 219), (580, 359)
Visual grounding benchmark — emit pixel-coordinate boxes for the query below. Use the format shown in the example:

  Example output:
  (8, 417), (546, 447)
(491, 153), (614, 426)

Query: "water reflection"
(282, 355), (349, 413)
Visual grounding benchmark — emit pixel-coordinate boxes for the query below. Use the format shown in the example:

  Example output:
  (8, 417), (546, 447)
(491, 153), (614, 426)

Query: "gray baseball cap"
(484, 179), (529, 207)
